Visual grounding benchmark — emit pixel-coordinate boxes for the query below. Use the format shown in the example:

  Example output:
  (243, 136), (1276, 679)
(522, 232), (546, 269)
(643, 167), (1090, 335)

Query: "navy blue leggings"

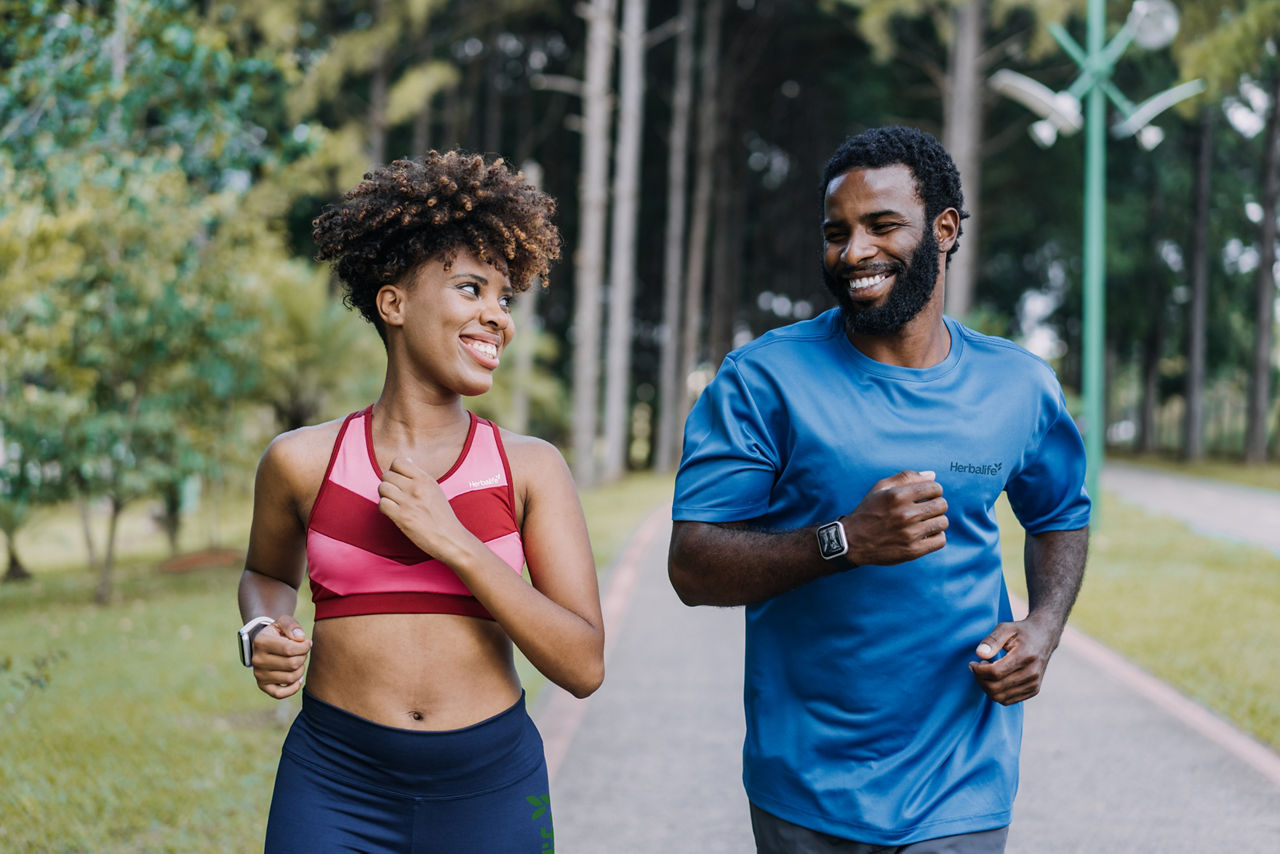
(265, 691), (553, 853)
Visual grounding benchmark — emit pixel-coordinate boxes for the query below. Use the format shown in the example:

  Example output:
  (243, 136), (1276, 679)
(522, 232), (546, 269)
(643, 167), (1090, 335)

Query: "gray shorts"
(750, 802), (1009, 854)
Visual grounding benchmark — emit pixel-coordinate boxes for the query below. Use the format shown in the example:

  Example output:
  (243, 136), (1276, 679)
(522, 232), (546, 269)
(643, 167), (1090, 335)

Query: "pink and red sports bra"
(306, 406), (524, 621)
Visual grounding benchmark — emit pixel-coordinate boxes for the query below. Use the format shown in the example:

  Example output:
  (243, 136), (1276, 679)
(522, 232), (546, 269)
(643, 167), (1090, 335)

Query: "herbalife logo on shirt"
(468, 474), (502, 489)
(950, 460), (1003, 476)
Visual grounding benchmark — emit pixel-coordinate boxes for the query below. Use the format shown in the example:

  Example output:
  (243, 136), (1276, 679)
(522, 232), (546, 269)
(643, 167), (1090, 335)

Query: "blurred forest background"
(2, 0), (1279, 605)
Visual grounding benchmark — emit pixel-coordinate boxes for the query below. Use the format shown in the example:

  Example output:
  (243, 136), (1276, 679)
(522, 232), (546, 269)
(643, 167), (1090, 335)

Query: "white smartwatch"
(816, 519), (849, 561)
(238, 616), (276, 667)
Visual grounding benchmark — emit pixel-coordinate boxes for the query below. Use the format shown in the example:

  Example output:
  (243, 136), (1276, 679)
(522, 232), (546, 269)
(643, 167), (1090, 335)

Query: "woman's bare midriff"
(303, 612), (523, 731)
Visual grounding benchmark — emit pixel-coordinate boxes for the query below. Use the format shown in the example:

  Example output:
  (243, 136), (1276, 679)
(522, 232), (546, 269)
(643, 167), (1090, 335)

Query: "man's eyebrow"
(823, 209), (908, 228)
(861, 209), (907, 220)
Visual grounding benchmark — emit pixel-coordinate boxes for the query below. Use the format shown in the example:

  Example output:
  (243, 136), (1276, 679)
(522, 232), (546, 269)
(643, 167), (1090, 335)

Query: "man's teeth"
(469, 340), (498, 359)
(849, 273), (890, 291)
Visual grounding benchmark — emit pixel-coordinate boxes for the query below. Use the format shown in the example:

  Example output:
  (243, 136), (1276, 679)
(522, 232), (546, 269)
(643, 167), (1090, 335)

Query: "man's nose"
(840, 229), (877, 266)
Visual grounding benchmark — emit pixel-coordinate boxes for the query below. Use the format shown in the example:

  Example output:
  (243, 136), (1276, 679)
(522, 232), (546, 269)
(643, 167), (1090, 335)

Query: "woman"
(236, 152), (603, 852)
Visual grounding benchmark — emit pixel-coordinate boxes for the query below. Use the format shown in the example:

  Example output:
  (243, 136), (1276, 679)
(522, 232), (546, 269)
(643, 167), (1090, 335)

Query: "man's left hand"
(968, 617), (1060, 705)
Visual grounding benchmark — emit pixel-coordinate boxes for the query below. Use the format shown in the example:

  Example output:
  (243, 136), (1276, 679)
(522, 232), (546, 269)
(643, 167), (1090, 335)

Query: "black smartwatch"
(238, 616), (276, 667)
(816, 519), (849, 561)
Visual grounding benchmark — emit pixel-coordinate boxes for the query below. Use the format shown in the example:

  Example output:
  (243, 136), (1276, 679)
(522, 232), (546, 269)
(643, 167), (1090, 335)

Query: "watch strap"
(238, 616), (276, 667)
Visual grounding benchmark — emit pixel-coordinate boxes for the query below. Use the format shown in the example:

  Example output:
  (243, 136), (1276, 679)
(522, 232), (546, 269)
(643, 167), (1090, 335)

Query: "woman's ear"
(377, 284), (406, 329)
(934, 208), (960, 254)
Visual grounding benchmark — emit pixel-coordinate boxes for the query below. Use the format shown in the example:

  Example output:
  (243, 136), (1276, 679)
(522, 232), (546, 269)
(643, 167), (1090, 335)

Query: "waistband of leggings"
(284, 689), (544, 797)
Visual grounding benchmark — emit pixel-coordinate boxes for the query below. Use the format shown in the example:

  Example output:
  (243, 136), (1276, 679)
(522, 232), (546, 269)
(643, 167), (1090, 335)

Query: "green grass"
(0, 472), (674, 853)
(998, 492), (1280, 751)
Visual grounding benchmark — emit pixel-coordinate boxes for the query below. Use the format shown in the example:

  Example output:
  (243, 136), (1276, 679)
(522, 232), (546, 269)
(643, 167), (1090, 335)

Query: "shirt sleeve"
(672, 357), (780, 523)
(1005, 384), (1092, 534)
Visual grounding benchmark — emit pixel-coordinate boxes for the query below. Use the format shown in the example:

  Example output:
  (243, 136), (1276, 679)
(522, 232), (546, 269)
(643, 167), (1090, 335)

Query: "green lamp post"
(989, 0), (1204, 506)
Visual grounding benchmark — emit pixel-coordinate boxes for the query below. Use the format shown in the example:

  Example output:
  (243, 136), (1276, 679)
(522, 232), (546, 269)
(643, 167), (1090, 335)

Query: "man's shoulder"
(952, 319), (1060, 385)
(726, 309), (844, 368)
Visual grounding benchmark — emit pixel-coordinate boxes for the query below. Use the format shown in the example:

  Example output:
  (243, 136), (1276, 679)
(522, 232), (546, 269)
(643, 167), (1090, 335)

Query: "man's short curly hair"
(313, 151), (561, 340)
(821, 126), (969, 262)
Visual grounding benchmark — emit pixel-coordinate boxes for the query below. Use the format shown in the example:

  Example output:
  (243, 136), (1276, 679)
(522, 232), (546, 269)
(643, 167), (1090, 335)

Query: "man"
(668, 126), (1090, 853)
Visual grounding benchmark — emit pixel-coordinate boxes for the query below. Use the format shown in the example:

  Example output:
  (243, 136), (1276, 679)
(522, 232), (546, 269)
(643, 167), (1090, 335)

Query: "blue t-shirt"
(672, 309), (1090, 845)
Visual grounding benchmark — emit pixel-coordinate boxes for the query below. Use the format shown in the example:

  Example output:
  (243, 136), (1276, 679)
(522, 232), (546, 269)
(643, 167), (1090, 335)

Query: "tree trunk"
(413, 98), (432, 158)
(443, 78), (463, 149)
(678, 0), (724, 415)
(1245, 71), (1280, 463)
(160, 483), (182, 557)
(570, 0), (619, 487)
(1183, 108), (1212, 462)
(1137, 315), (1164, 454)
(3, 534), (31, 582)
(654, 0), (697, 473)
(483, 39), (503, 154)
(709, 154), (739, 365)
(602, 0), (649, 483)
(78, 495), (100, 577)
(95, 496), (124, 605)
(941, 0), (986, 320)
(510, 160), (545, 435)
(367, 0), (389, 167)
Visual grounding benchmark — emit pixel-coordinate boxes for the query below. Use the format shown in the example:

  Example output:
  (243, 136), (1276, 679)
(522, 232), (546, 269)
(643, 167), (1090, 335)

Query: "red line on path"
(538, 505), (670, 785)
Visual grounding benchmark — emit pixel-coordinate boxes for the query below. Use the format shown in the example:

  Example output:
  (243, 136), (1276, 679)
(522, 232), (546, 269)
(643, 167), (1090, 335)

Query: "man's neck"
(846, 287), (951, 369)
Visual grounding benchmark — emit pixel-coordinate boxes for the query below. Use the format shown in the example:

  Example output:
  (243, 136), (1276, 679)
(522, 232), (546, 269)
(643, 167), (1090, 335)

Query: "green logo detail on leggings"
(526, 794), (554, 852)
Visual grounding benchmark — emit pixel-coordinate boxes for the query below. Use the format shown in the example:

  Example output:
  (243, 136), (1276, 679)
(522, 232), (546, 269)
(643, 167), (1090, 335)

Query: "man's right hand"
(842, 470), (948, 566)
(250, 615), (312, 700)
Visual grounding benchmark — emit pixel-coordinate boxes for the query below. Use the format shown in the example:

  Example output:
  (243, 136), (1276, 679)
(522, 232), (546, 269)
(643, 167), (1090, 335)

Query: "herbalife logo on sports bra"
(468, 474), (502, 489)
(950, 460), (1003, 476)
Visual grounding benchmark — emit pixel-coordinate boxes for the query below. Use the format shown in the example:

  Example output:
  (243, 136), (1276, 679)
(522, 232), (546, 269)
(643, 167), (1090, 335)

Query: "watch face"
(818, 522), (846, 558)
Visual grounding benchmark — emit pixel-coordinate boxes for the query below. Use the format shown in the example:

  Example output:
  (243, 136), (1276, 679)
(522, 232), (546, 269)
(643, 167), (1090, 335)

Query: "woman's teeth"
(468, 340), (498, 359)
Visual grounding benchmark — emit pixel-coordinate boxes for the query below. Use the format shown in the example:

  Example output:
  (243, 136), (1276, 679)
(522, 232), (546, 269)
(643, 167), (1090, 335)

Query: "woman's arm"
(377, 437), (604, 698)
(237, 431), (324, 699)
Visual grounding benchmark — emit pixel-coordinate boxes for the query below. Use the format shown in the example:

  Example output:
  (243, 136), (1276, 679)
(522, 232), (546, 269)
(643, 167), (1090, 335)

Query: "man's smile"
(847, 271), (894, 292)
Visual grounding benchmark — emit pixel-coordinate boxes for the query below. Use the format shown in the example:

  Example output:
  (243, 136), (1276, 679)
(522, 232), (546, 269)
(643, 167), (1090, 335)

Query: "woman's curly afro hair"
(313, 151), (561, 340)
(821, 126), (969, 262)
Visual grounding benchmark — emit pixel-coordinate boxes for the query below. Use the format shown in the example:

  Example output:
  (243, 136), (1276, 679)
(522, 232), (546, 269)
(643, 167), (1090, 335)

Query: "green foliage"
(1174, 0), (1280, 96)
(0, 149), (270, 596)
(828, 0), (1080, 65)
(251, 262), (387, 430)
(0, 0), (302, 188)
(0, 0), (315, 592)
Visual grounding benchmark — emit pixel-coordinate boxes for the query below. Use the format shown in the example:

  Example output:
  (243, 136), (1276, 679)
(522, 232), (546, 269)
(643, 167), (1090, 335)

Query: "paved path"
(1103, 460), (1280, 557)
(534, 466), (1280, 852)
(535, 508), (755, 852)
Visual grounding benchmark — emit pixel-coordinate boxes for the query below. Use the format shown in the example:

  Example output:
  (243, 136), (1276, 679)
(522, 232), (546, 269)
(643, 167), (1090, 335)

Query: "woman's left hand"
(377, 457), (473, 561)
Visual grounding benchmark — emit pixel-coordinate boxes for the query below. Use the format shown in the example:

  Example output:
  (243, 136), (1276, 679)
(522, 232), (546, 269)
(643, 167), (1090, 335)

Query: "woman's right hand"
(250, 615), (312, 699)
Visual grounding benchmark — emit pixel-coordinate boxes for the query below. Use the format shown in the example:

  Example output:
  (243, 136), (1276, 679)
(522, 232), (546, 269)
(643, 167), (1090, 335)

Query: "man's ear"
(933, 208), (960, 254)
(377, 284), (406, 329)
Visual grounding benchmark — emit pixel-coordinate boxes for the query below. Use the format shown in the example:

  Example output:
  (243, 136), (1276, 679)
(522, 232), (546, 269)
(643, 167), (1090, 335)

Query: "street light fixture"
(987, 0), (1204, 507)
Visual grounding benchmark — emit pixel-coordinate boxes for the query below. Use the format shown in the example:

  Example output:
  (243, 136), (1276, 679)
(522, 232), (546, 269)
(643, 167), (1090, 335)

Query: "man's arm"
(969, 526), (1088, 705)
(669, 470), (949, 607)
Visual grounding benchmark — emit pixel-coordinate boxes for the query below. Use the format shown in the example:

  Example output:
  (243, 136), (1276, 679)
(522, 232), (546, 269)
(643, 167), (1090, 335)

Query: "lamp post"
(989, 0), (1203, 506)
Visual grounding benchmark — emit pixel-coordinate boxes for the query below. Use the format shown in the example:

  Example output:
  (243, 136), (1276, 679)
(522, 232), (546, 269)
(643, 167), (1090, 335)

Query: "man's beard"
(823, 230), (940, 337)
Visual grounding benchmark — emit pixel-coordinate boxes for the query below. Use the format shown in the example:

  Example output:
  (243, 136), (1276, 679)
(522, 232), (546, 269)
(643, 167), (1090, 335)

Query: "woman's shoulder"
(494, 427), (571, 480)
(259, 416), (349, 486)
